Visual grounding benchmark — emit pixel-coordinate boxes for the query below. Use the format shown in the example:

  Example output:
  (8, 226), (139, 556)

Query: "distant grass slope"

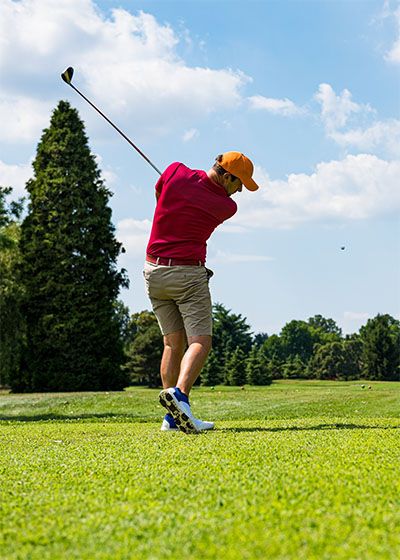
(0, 381), (399, 560)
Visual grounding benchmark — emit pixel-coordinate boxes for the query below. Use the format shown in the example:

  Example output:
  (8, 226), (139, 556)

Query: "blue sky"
(1, 0), (399, 335)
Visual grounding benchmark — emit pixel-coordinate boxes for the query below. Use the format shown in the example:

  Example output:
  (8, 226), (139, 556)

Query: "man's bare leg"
(176, 335), (212, 395)
(160, 329), (187, 389)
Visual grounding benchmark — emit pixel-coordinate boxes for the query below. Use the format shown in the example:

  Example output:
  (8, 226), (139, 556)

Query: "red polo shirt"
(146, 162), (237, 263)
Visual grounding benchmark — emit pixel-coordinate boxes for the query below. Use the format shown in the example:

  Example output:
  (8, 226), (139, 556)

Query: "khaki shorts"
(143, 262), (213, 337)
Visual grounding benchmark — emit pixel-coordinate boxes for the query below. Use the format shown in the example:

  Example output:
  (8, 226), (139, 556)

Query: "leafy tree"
(309, 337), (363, 381)
(17, 101), (129, 392)
(224, 347), (247, 386)
(308, 315), (342, 338)
(125, 310), (158, 345)
(262, 334), (284, 361)
(246, 344), (272, 385)
(309, 342), (346, 379)
(124, 314), (163, 387)
(0, 186), (25, 387)
(280, 320), (315, 363)
(359, 314), (400, 381)
(342, 334), (362, 380)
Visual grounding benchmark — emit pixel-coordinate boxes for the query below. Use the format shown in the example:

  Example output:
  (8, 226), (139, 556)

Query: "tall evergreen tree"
(224, 347), (247, 386)
(211, 303), (253, 376)
(282, 354), (307, 379)
(253, 332), (268, 347)
(201, 349), (222, 386)
(17, 101), (128, 392)
(246, 344), (272, 385)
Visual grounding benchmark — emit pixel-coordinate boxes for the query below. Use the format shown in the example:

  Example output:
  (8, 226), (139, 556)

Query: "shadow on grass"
(1, 414), (399, 432)
(220, 423), (400, 433)
(0, 413), (152, 423)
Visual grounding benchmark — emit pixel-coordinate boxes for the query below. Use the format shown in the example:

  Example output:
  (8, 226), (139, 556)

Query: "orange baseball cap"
(218, 151), (259, 191)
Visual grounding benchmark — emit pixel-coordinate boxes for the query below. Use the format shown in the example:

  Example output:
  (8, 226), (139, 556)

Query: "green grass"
(1, 381), (399, 559)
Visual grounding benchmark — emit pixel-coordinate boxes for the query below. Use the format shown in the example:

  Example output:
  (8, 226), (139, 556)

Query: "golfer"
(144, 151), (259, 433)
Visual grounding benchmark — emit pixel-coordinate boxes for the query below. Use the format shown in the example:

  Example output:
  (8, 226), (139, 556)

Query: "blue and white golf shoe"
(159, 387), (214, 434)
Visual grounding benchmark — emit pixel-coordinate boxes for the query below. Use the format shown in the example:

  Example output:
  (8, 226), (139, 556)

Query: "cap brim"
(242, 176), (259, 191)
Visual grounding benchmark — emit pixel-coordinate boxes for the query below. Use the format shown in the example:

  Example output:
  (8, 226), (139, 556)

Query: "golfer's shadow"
(220, 423), (400, 433)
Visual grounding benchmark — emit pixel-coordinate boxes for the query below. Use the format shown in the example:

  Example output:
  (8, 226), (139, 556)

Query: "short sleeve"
(155, 162), (181, 196)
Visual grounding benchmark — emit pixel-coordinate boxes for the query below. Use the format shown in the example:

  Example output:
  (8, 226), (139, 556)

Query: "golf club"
(61, 67), (161, 175)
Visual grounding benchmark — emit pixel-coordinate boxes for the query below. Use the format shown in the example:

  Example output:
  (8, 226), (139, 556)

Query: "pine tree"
(225, 347), (247, 386)
(201, 349), (222, 386)
(282, 355), (307, 379)
(246, 345), (272, 385)
(212, 303), (253, 376)
(17, 101), (129, 391)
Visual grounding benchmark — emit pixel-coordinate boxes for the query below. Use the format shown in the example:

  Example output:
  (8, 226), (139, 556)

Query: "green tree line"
(1, 101), (399, 391)
(123, 306), (400, 387)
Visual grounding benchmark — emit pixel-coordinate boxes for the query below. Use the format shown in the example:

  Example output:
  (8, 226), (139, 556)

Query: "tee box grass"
(0, 380), (399, 560)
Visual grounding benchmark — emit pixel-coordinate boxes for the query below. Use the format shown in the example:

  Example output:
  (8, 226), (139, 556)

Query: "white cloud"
(343, 311), (371, 321)
(330, 119), (400, 157)
(231, 155), (400, 229)
(182, 128), (199, 142)
(314, 83), (372, 132)
(0, 96), (52, 143)
(0, 160), (32, 198)
(248, 95), (305, 117)
(342, 311), (373, 334)
(384, 4), (400, 64)
(116, 218), (151, 257)
(0, 0), (248, 142)
(314, 83), (397, 158)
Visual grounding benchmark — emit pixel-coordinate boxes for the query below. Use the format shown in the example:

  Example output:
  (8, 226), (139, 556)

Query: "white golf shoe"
(159, 388), (214, 434)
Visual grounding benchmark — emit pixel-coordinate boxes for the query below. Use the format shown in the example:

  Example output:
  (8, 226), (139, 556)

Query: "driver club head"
(61, 67), (74, 84)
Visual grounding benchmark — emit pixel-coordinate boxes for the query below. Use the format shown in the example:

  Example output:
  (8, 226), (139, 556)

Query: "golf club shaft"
(68, 82), (162, 176)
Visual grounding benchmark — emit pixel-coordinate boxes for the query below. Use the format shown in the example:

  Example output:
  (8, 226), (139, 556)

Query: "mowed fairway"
(0, 381), (399, 560)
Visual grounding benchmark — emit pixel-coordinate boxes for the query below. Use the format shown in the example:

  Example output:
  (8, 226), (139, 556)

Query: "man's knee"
(187, 334), (212, 353)
(163, 329), (187, 351)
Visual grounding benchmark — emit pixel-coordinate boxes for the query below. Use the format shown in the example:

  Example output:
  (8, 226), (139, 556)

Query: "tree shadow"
(220, 423), (400, 433)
